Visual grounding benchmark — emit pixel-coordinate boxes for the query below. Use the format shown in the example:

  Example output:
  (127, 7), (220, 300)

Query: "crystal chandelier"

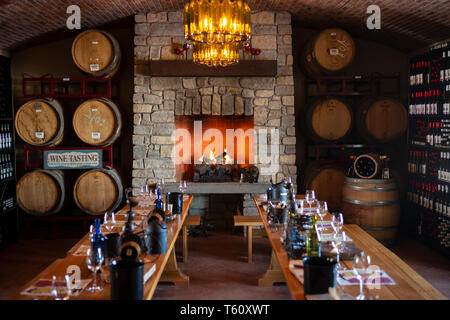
(193, 42), (240, 67)
(184, 0), (251, 67)
(184, 0), (251, 45)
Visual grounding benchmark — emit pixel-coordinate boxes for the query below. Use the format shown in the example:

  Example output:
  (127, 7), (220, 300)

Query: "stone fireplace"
(132, 10), (296, 217)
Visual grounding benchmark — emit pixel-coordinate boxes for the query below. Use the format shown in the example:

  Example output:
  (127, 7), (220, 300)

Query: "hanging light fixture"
(184, 0), (251, 45)
(193, 42), (240, 67)
(184, 0), (251, 67)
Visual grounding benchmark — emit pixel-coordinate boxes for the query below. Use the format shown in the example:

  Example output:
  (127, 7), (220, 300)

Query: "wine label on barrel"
(34, 103), (42, 112)
(92, 132), (101, 139)
(90, 64), (100, 71)
(35, 132), (44, 139)
(329, 48), (340, 56)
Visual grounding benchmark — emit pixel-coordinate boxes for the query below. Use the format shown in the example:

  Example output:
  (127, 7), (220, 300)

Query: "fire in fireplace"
(175, 115), (254, 182)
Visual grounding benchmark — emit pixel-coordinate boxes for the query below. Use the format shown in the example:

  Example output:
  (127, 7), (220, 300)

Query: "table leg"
(159, 246), (189, 285)
(247, 226), (252, 264)
(258, 250), (286, 286)
(183, 226), (188, 263)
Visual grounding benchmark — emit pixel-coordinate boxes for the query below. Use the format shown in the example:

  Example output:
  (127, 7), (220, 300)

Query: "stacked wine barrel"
(71, 29), (121, 78)
(16, 29), (123, 217)
(301, 28), (356, 78)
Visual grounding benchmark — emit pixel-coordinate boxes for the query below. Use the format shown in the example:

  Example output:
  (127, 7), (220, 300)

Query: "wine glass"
(86, 247), (104, 292)
(352, 252), (371, 300)
(316, 201), (328, 227)
(331, 231), (347, 271)
(305, 190), (317, 211)
(331, 212), (344, 233)
(89, 224), (95, 240)
(296, 199), (305, 215)
(51, 275), (71, 300)
(103, 211), (115, 233)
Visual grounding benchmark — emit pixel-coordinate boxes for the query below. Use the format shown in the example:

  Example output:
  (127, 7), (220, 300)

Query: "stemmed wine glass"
(295, 199), (305, 215)
(179, 180), (187, 193)
(352, 252), (371, 300)
(86, 247), (104, 292)
(305, 190), (317, 212)
(331, 231), (347, 271)
(316, 201), (328, 229)
(51, 275), (72, 300)
(103, 211), (115, 233)
(331, 212), (344, 233)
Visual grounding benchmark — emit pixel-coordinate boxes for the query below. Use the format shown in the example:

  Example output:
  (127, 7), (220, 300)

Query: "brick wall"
(2, 1), (449, 53)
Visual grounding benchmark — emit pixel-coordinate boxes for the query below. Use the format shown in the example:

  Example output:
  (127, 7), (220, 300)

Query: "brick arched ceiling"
(0, 0), (449, 53)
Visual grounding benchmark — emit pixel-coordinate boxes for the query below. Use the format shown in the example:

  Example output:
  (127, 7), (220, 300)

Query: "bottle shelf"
(0, 178), (15, 185)
(407, 42), (450, 256)
(1, 207), (16, 214)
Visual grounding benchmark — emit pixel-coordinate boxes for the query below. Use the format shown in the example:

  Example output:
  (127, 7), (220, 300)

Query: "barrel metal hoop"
(344, 185), (398, 192)
(345, 177), (396, 185)
(342, 198), (399, 206)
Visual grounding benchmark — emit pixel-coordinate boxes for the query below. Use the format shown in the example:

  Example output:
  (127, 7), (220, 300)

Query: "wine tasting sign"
(44, 149), (102, 169)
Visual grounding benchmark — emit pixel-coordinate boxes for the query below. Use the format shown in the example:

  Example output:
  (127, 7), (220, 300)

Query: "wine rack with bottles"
(0, 55), (18, 249)
(407, 40), (450, 257)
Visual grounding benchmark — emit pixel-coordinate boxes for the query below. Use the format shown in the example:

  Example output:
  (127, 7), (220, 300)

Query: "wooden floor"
(0, 230), (449, 300)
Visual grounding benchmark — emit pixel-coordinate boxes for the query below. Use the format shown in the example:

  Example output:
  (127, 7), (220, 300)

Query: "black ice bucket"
(167, 192), (183, 215)
(109, 259), (144, 300)
(302, 256), (337, 295)
(267, 182), (288, 202)
(105, 232), (121, 260)
(269, 206), (289, 224)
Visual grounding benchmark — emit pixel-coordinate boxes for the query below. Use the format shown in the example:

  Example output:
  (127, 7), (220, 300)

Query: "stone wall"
(133, 10), (297, 215)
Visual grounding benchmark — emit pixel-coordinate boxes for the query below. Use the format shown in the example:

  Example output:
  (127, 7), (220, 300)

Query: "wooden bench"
(182, 215), (201, 263)
(233, 215), (264, 263)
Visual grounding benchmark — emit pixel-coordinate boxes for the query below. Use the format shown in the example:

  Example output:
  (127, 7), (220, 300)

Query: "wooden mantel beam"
(135, 59), (278, 77)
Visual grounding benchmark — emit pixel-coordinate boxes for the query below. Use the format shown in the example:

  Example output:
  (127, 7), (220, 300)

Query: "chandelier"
(184, 0), (251, 67)
(193, 42), (240, 67)
(184, 0), (251, 45)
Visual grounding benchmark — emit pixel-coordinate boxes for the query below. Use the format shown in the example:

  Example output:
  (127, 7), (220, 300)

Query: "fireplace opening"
(175, 115), (254, 182)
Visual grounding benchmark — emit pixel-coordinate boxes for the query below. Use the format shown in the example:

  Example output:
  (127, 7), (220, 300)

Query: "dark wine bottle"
(154, 188), (164, 210)
(91, 219), (106, 264)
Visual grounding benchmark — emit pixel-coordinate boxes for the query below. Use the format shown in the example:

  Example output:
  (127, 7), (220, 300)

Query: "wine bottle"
(287, 181), (297, 217)
(306, 213), (321, 257)
(91, 219), (106, 264)
(154, 187), (164, 210)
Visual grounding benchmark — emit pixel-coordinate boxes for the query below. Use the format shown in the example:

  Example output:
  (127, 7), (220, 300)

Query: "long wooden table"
(254, 195), (447, 300)
(11, 195), (193, 300)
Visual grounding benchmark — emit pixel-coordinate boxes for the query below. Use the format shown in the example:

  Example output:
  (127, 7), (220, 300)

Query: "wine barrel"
(15, 99), (64, 146)
(303, 162), (346, 211)
(341, 177), (400, 246)
(353, 153), (382, 179)
(301, 28), (356, 77)
(17, 170), (65, 216)
(71, 29), (121, 78)
(72, 98), (122, 146)
(73, 168), (123, 215)
(305, 98), (353, 143)
(356, 97), (407, 143)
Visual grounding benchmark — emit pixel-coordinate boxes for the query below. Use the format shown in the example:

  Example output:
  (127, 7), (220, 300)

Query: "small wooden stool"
(182, 215), (201, 262)
(233, 215), (264, 263)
